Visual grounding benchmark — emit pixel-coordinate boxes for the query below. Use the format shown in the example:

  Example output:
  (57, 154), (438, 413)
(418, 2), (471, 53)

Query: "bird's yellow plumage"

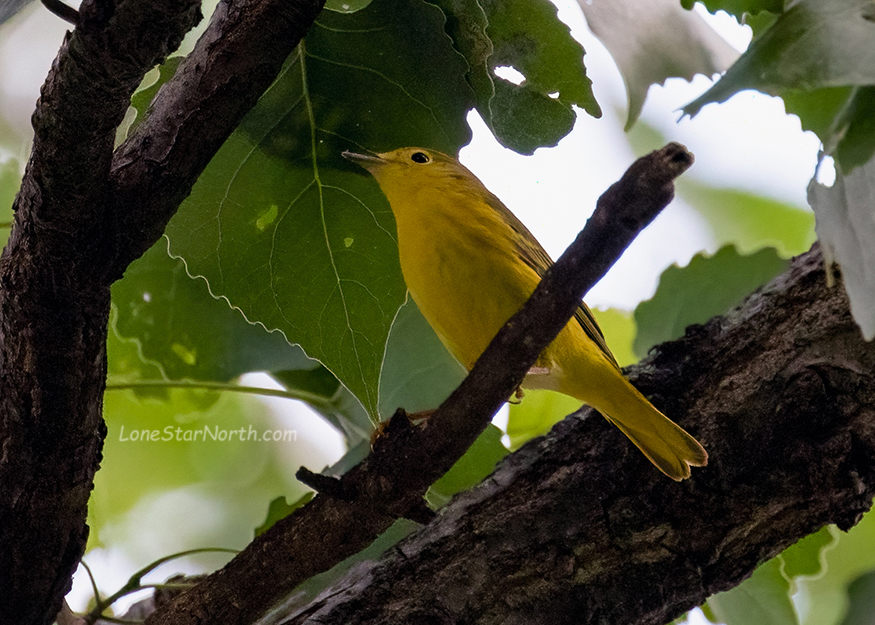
(343, 147), (707, 480)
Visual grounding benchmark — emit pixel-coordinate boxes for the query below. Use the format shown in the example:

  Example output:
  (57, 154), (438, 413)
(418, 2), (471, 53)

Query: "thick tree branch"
(0, 2), (201, 623)
(0, 0), (324, 623)
(274, 245), (875, 624)
(142, 144), (693, 625)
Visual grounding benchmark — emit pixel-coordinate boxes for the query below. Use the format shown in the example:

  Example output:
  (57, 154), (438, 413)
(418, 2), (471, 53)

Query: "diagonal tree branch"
(275, 245), (875, 624)
(0, 0), (324, 623)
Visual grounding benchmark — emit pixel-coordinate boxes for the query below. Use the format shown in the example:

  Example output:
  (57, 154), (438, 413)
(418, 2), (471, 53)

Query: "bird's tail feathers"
(601, 400), (708, 481)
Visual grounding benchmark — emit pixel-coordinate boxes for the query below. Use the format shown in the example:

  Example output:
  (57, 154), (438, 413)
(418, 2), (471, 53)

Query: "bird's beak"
(342, 150), (385, 171)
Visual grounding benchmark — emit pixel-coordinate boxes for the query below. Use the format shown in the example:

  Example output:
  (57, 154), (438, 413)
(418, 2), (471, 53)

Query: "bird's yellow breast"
(391, 185), (541, 370)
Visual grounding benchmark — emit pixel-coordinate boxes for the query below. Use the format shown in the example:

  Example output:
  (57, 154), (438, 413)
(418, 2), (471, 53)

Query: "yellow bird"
(343, 147), (707, 480)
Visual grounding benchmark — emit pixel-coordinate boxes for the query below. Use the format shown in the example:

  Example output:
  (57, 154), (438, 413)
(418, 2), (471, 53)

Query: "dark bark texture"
(273, 246), (875, 625)
(0, 0), (324, 623)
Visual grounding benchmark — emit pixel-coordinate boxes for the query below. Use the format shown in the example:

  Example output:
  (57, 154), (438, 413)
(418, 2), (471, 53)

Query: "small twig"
(41, 0), (79, 25)
(295, 468), (351, 500)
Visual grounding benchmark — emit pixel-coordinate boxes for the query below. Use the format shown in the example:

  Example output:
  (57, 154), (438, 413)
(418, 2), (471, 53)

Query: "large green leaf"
(686, 0), (875, 115)
(684, 0), (875, 171)
(112, 238), (316, 383)
(485, 0), (600, 153)
(634, 246), (789, 358)
(112, 237), (374, 443)
(324, 0), (373, 12)
(165, 0), (475, 421)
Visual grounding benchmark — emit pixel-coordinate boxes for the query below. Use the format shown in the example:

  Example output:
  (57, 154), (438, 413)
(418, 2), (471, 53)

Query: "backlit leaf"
(634, 246), (789, 358)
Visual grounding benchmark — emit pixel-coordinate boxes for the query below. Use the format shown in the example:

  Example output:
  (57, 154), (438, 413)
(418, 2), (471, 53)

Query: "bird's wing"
(483, 191), (620, 370)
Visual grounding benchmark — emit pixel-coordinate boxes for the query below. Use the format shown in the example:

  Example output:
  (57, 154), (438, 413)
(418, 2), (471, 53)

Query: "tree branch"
(273, 245), (875, 624)
(0, 2), (201, 623)
(142, 144), (693, 625)
(0, 0), (324, 623)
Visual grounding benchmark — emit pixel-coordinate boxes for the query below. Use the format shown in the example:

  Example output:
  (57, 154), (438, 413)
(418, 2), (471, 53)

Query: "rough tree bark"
(273, 246), (875, 625)
(0, 0), (324, 623)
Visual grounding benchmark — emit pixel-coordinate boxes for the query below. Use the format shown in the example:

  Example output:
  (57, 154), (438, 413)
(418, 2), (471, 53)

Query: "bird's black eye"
(410, 152), (430, 164)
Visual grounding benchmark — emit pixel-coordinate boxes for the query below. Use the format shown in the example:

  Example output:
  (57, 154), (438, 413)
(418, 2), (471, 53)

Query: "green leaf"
(678, 180), (816, 257)
(254, 493), (314, 537)
(591, 308), (637, 368)
(782, 87), (855, 148)
(784, 86), (875, 174)
(582, 0), (738, 128)
(709, 558), (800, 625)
(780, 526), (836, 581)
(507, 389), (580, 450)
(112, 238), (316, 383)
(798, 512), (875, 625)
(633, 246), (789, 358)
(426, 0), (494, 120)
(165, 0), (475, 421)
(427, 424), (509, 508)
(129, 57), (184, 134)
(379, 298), (465, 419)
(459, 0), (600, 153)
(488, 0), (600, 151)
(685, 0), (875, 117)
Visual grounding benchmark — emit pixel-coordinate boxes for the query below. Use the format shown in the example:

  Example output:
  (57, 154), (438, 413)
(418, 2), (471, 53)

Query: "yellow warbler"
(343, 147), (707, 480)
